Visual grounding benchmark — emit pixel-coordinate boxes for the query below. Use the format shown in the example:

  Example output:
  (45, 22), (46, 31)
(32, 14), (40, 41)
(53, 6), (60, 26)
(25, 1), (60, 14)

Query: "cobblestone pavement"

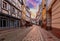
(0, 27), (33, 41)
(22, 25), (60, 41)
(0, 25), (60, 41)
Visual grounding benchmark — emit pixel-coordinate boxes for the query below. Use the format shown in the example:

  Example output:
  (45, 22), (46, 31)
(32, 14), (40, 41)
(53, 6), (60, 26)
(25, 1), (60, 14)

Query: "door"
(0, 18), (2, 27)
(2, 19), (6, 27)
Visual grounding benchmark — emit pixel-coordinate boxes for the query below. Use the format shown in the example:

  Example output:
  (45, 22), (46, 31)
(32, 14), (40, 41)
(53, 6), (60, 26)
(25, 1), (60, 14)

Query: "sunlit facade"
(0, 0), (22, 29)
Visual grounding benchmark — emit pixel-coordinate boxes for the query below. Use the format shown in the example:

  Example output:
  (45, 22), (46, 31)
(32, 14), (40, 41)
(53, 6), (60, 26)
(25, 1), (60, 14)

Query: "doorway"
(0, 18), (7, 27)
(2, 19), (6, 27)
(0, 18), (2, 27)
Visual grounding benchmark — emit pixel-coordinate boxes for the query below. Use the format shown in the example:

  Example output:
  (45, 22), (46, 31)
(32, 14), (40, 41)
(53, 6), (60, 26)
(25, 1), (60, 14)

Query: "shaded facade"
(51, 0), (60, 38)
(46, 0), (60, 38)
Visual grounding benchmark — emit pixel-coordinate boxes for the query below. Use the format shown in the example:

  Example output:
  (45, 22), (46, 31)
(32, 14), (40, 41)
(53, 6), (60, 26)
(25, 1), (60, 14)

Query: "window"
(19, 12), (21, 17)
(15, 9), (17, 14)
(26, 11), (30, 17)
(3, 1), (7, 9)
(17, 10), (19, 16)
(13, 7), (15, 12)
(12, 7), (15, 14)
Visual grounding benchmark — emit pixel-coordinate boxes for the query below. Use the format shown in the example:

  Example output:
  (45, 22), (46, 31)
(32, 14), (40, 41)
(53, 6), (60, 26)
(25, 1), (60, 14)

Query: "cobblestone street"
(0, 25), (60, 41)
(22, 25), (60, 41)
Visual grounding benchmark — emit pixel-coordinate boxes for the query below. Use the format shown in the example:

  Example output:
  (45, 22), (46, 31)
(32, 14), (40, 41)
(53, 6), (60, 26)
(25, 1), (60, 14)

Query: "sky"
(26, 0), (42, 18)
(26, 0), (42, 8)
(26, 0), (42, 12)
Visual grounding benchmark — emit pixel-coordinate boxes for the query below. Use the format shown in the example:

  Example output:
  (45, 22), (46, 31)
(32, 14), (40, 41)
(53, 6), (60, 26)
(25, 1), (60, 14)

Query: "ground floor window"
(10, 20), (14, 27)
(15, 20), (20, 27)
(0, 18), (2, 27)
(0, 18), (7, 27)
(0, 17), (20, 29)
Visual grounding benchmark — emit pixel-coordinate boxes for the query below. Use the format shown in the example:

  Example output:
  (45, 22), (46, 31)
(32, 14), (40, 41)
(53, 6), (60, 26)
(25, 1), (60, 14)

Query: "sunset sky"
(26, 0), (42, 18)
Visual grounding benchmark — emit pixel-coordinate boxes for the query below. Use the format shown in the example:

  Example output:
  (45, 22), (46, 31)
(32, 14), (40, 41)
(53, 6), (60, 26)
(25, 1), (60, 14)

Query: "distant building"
(25, 6), (31, 22)
(36, 4), (42, 25)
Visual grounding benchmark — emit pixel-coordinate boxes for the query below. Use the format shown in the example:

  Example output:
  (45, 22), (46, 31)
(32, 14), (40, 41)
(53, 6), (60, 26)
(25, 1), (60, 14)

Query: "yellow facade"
(21, 0), (27, 20)
(22, 5), (26, 20)
(42, 0), (46, 8)
(42, 7), (46, 20)
(42, 0), (46, 20)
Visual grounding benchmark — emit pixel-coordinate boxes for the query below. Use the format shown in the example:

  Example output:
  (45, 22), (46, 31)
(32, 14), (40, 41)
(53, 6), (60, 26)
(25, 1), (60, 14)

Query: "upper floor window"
(19, 12), (22, 17)
(11, 6), (15, 14)
(3, 1), (7, 9)
(17, 10), (19, 15)
(12, 7), (15, 12)
(19, 0), (24, 5)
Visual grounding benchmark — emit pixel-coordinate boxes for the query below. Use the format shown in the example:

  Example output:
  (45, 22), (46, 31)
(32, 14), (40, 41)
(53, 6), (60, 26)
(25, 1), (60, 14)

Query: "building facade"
(46, 0), (60, 38)
(0, 0), (22, 29)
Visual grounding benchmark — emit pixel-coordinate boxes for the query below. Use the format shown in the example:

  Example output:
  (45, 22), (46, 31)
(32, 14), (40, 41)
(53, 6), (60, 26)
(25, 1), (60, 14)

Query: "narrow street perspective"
(0, 0), (60, 41)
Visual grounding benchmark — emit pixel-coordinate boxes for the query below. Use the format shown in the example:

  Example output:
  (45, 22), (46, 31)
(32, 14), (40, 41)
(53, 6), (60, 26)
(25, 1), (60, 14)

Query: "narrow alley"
(0, 0), (60, 41)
